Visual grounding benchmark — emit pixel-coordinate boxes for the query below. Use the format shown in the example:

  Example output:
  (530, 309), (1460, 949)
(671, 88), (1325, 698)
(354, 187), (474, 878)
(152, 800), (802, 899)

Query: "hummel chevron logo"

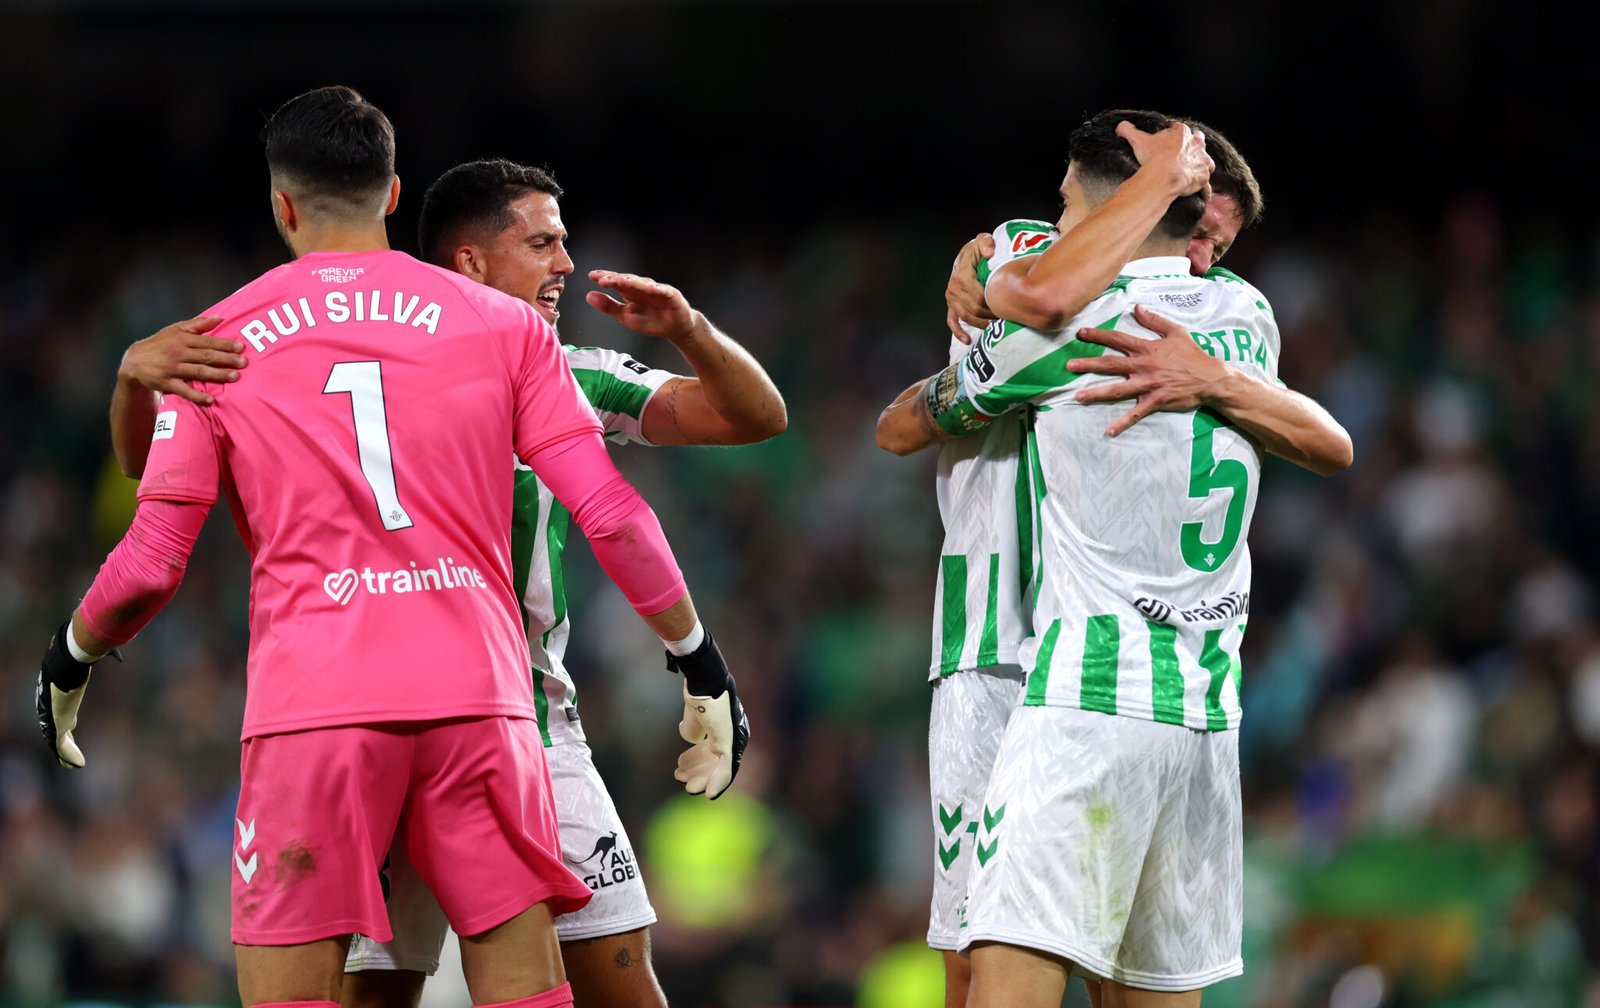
(976, 838), (999, 866)
(938, 839), (961, 870)
(938, 803), (963, 835)
(235, 818), (259, 884)
(235, 850), (259, 884)
(982, 804), (1006, 831)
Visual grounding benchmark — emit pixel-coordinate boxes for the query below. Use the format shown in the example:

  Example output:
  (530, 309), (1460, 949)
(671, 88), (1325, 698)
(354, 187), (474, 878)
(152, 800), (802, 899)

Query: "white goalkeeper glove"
(36, 620), (115, 769)
(665, 630), (749, 799)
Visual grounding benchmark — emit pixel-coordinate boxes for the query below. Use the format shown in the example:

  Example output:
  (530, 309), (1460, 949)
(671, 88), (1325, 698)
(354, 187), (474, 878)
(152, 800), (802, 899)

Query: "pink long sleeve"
(78, 498), (209, 648)
(526, 431), (686, 616)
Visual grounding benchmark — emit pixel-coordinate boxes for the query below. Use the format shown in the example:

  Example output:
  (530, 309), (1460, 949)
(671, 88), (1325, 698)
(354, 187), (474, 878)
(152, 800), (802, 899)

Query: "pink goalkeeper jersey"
(137, 249), (602, 739)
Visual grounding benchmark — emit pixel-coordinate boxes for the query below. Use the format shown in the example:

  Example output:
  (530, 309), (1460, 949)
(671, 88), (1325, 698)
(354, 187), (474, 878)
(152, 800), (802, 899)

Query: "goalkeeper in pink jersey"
(111, 158), (785, 1008)
(33, 86), (746, 1008)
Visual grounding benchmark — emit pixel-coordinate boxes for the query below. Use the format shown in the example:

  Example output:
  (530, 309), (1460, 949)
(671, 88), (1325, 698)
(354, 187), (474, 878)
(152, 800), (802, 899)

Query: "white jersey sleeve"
(565, 345), (677, 445)
(976, 218), (1057, 289)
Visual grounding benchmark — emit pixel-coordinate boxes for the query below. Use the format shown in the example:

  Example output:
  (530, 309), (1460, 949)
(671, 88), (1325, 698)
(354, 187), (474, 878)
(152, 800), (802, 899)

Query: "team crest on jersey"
(311, 266), (366, 283)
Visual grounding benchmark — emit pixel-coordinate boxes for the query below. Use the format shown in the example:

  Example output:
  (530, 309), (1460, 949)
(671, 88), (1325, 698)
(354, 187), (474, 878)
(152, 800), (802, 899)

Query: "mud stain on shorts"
(275, 841), (318, 884)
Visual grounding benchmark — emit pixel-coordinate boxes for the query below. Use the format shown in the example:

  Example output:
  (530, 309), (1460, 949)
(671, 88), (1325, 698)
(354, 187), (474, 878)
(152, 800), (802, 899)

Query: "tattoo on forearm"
(666, 378), (730, 446)
(614, 945), (640, 968)
(914, 388), (944, 443)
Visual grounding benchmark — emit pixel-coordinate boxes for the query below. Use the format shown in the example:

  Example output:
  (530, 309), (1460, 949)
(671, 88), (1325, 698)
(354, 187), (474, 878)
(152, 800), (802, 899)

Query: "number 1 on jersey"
(323, 361), (414, 531)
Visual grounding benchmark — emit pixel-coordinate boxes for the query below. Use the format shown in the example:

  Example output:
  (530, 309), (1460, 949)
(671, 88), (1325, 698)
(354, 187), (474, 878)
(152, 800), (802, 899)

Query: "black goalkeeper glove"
(36, 621), (114, 769)
(665, 631), (749, 799)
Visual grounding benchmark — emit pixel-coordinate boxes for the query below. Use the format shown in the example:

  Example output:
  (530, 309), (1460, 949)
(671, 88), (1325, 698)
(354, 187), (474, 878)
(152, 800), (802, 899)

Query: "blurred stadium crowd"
(0, 185), (1595, 1008)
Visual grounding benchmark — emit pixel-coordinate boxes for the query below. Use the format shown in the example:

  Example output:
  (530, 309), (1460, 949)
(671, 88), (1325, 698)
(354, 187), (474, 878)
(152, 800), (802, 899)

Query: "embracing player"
(880, 110), (1350, 1007)
(37, 86), (744, 1008)
(109, 158), (783, 1008)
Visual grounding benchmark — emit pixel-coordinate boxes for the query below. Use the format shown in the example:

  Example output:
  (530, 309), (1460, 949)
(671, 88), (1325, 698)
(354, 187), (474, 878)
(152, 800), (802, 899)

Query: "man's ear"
(454, 245), (487, 283)
(272, 190), (297, 233)
(384, 175), (401, 216)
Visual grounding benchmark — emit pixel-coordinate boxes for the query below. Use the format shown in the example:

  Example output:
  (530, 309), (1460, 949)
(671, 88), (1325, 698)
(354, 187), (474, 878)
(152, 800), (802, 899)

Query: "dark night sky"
(0, 0), (1582, 272)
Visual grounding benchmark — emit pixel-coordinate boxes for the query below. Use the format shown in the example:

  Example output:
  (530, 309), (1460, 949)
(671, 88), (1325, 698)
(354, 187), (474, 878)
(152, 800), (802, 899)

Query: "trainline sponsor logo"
(322, 557), (489, 606)
(1135, 591), (1250, 624)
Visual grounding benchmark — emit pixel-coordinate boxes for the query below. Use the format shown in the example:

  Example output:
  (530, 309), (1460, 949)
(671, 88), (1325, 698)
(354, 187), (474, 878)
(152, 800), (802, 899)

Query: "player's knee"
(340, 969), (427, 1008)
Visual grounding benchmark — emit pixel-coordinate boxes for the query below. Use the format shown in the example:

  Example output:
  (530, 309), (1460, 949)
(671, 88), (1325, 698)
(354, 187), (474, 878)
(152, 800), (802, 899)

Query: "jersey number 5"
(323, 360), (414, 531)
(1180, 410), (1247, 571)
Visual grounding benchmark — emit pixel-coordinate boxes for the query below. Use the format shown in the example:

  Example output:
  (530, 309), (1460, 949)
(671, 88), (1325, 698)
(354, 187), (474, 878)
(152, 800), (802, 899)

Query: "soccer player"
(107, 158), (783, 1008)
(35, 86), (743, 1008)
(878, 109), (1350, 1007)
(902, 119), (1213, 1008)
(345, 159), (784, 1008)
(894, 118), (1348, 1008)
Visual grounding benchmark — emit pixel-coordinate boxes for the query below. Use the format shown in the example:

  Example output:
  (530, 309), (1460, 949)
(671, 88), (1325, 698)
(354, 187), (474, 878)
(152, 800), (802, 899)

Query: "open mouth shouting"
(535, 283), (563, 323)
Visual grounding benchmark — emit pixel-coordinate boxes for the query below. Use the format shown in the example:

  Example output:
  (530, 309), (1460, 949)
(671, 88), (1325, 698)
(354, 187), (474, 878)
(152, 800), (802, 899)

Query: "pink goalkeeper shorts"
(231, 716), (592, 946)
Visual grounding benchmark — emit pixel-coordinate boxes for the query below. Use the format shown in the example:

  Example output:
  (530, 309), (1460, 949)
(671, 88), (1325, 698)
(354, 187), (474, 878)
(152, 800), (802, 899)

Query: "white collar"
(1119, 256), (1194, 278)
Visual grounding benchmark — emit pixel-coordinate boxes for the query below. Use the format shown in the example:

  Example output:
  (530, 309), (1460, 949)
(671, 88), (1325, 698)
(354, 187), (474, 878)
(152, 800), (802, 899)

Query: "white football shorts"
(927, 665), (1024, 951)
(961, 705), (1243, 992)
(346, 739), (657, 974)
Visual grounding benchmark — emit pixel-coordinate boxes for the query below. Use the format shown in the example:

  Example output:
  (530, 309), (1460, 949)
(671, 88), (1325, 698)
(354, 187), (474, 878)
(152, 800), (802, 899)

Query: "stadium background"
(0, 1), (1591, 1005)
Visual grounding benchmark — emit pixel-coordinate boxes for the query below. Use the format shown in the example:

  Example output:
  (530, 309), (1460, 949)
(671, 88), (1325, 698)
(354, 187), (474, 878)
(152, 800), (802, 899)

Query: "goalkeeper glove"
(36, 620), (114, 769)
(665, 630), (749, 799)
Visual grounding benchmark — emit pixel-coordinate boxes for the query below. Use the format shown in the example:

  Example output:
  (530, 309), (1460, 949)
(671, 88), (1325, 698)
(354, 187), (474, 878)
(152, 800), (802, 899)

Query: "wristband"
(663, 620), (706, 657)
(66, 622), (106, 665)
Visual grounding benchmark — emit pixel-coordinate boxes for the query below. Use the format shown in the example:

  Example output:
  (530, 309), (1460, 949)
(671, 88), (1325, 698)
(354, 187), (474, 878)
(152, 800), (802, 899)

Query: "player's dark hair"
(1183, 117), (1264, 230)
(262, 86), (396, 217)
(418, 159), (563, 267)
(1069, 109), (1206, 241)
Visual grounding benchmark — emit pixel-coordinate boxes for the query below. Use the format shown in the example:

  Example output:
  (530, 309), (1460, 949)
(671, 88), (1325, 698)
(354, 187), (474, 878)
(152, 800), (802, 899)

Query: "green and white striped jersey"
(929, 219), (1056, 679)
(513, 344), (675, 746)
(929, 257), (1279, 730)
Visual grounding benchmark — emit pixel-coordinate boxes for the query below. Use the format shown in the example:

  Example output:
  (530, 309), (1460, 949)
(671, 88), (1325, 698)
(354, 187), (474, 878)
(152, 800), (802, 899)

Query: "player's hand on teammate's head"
(946, 232), (997, 341)
(35, 620), (112, 769)
(666, 631), (749, 799)
(120, 315), (247, 407)
(585, 269), (700, 344)
(1116, 120), (1214, 201)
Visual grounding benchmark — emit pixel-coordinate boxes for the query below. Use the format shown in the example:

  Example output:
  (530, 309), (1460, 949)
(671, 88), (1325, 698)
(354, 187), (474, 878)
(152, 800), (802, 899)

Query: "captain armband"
(925, 359), (994, 437)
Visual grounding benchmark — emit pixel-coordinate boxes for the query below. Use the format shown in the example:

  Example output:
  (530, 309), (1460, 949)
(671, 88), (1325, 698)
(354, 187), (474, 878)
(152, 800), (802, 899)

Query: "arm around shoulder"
(1206, 371), (1353, 476)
